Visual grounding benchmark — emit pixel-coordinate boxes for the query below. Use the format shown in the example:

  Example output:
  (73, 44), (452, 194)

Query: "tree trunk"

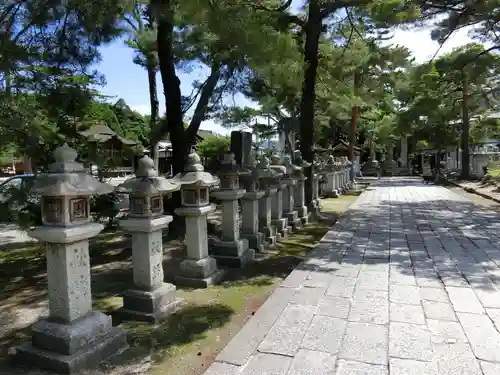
(146, 60), (160, 170)
(153, 0), (186, 238)
(185, 62), (221, 146)
(155, 2), (186, 176)
(299, 0), (322, 206)
(348, 69), (361, 163)
(460, 69), (470, 180)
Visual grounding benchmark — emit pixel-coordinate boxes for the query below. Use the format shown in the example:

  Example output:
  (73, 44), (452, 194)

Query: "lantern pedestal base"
(241, 232), (265, 252)
(175, 256), (225, 288)
(295, 205), (309, 225)
(210, 238), (255, 268)
(117, 283), (181, 324)
(259, 224), (277, 247)
(309, 200), (322, 219)
(15, 312), (127, 374)
(272, 217), (289, 238)
(327, 189), (340, 198)
(285, 211), (302, 231)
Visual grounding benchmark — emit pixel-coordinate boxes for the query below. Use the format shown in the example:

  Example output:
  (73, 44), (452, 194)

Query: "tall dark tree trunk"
(146, 60), (160, 170)
(348, 70), (361, 164)
(154, 0), (186, 238)
(299, 0), (322, 206)
(185, 62), (221, 145)
(155, 2), (186, 176)
(460, 69), (470, 180)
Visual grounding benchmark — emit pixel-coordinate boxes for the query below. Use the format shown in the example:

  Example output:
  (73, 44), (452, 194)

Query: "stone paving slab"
(203, 177), (500, 374)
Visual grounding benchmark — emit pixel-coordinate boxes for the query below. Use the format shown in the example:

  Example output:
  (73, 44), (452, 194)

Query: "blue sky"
(95, 4), (473, 137)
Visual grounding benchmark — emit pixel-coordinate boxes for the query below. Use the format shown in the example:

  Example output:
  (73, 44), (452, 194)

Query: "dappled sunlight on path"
(203, 177), (500, 375)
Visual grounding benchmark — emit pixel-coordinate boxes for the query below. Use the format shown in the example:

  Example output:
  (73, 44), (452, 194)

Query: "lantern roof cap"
(174, 152), (219, 187)
(31, 143), (114, 196)
(117, 156), (180, 194)
(256, 156), (283, 179)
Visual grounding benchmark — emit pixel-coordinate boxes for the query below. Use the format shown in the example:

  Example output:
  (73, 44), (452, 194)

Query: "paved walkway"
(204, 177), (500, 375)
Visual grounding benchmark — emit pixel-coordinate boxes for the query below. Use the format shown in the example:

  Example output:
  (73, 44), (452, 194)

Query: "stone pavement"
(203, 177), (500, 375)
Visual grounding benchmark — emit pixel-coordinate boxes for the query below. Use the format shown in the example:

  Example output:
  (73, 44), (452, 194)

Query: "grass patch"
(0, 187), (363, 375)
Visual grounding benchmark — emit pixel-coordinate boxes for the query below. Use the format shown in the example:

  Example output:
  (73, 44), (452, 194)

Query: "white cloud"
(129, 104), (152, 115)
(385, 26), (476, 63)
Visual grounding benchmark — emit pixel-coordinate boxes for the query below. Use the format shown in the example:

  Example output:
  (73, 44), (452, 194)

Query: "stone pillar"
(211, 153), (254, 268)
(230, 131), (243, 166)
(240, 152), (265, 252)
(174, 153), (224, 288)
(116, 156), (181, 323)
(16, 144), (127, 374)
(401, 135), (408, 168)
(256, 156), (281, 245)
(292, 150), (310, 225)
(471, 153), (489, 178)
(324, 156), (339, 198)
(268, 155), (288, 237)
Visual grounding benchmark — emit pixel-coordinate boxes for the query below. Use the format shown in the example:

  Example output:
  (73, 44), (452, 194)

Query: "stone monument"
(116, 155), (181, 323)
(15, 144), (128, 374)
(174, 153), (224, 288)
(256, 156), (281, 246)
(240, 151), (266, 253)
(324, 155), (340, 198)
(269, 154), (289, 237)
(310, 155), (323, 216)
(211, 153), (255, 267)
(292, 150), (310, 225)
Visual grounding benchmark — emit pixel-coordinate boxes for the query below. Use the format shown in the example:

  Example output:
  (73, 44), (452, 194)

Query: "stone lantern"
(239, 151), (266, 252)
(324, 155), (340, 198)
(310, 155), (323, 217)
(16, 144), (127, 374)
(269, 154), (289, 237)
(256, 156), (282, 246)
(174, 152), (224, 288)
(292, 150), (311, 225)
(282, 155), (302, 230)
(116, 155), (181, 323)
(211, 153), (254, 267)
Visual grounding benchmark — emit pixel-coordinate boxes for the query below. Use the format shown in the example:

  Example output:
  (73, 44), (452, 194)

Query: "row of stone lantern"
(319, 155), (354, 198)
(15, 143), (354, 374)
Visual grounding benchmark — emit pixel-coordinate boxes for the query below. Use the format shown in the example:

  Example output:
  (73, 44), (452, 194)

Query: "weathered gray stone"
(203, 361), (241, 375)
(457, 312), (500, 362)
(426, 319), (467, 344)
(390, 303), (425, 325)
(446, 287), (484, 314)
(304, 271), (334, 288)
(389, 266), (417, 285)
(356, 271), (389, 291)
(389, 322), (433, 361)
(335, 360), (388, 375)
(281, 269), (310, 288)
(339, 322), (388, 365)
(480, 360), (500, 375)
(240, 353), (292, 375)
(389, 358), (438, 375)
(326, 277), (356, 298)
(432, 342), (482, 375)
(287, 349), (337, 375)
(216, 287), (296, 365)
(258, 304), (316, 356)
(486, 308), (500, 330)
(389, 285), (421, 305)
(315, 296), (350, 319)
(422, 301), (457, 321)
(419, 287), (449, 303)
(290, 287), (327, 307)
(349, 297), (388, 325)
(300, 315), (347, 354)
